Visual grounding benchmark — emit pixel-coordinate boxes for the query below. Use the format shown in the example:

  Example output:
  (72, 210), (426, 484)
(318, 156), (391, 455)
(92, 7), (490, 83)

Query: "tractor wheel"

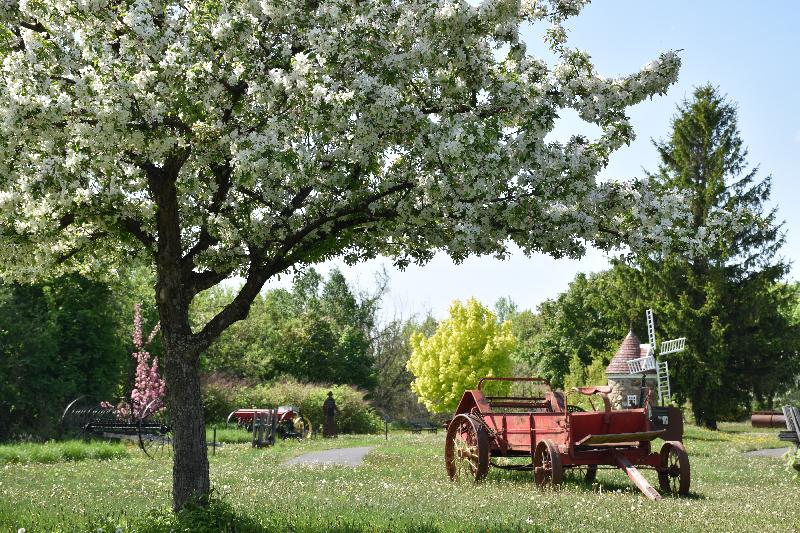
(534, 440), (563, 488)
(295, 416), (313, 439)
(658, 441), (690, 496)
(445, 414), (489, 482)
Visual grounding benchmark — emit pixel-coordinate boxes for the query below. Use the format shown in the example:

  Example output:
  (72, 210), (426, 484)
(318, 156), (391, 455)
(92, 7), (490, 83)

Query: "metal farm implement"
(61, 397), (172, 458)
(445, 377), (690, 500)
(227, 405), (313, 445)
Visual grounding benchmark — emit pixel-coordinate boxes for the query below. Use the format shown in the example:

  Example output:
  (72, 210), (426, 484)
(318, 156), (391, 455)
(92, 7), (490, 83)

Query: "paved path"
(743, 447), (791, 457)
(285, 446), (375, 467)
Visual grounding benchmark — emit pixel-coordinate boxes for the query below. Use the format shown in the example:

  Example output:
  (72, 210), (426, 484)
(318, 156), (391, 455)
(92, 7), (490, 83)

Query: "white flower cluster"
(0, 0), (695, 282)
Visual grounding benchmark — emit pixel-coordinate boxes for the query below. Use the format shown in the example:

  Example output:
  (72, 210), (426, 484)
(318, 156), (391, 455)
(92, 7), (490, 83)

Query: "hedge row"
(202, 376), (383, 434)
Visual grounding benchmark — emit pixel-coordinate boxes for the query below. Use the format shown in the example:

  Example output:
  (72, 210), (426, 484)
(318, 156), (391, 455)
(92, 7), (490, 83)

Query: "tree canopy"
(193, 268), (378, 389)
(635, 85), (799, 428)
(407, 298), (515, 413)
(0, 0), (684, 509)
(0, 276), (127, 438)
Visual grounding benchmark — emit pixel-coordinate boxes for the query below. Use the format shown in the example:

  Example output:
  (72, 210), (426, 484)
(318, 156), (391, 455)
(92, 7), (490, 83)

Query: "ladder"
(646, 309), (657, 347)
(657, 360), (671, 404)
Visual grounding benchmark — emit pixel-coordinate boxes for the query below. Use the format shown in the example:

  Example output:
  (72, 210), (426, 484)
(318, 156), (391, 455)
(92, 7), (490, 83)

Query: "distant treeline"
(2, 262), (799, 440)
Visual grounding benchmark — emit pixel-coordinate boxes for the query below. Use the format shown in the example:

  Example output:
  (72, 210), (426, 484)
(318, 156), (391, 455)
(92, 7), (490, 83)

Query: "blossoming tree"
(101, 303), (165, 419)
(130, 302), (166, 419)
(0, 0), (685, 509)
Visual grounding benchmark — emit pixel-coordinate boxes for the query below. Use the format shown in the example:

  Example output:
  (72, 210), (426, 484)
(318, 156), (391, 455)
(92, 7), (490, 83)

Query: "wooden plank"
(577, 430), (664, 446)
(784, 406), (800, 443)
(614, 453), (662, 501)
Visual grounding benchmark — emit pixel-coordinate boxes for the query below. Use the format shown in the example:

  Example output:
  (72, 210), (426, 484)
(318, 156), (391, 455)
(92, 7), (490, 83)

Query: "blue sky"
(266, 1), (800, 320)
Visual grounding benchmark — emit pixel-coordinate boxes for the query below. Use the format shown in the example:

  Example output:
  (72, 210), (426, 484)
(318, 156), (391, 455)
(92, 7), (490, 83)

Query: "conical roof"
(606, 330), (655, 374)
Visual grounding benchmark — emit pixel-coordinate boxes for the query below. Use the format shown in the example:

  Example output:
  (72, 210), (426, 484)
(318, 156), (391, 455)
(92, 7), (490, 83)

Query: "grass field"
(0, 423), (797, 532)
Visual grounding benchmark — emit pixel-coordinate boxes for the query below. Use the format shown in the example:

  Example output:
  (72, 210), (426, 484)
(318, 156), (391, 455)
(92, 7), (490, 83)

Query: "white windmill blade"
(659, 337), (686, 355)
(627, 354), (656, 374)
(646, 308), (657, 347)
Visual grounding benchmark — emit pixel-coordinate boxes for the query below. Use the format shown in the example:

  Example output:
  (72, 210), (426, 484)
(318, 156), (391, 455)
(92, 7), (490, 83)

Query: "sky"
(264, 1), (800, 321)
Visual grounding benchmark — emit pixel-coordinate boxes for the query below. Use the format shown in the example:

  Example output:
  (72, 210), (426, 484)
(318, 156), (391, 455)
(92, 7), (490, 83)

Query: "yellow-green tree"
(407, 298), (515, 413)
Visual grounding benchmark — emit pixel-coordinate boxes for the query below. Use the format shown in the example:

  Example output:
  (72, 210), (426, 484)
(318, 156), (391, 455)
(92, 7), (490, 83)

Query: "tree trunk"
(693, 403), (718, 431)
(162, 334), (209, 511)
(146, 154), (212, 511)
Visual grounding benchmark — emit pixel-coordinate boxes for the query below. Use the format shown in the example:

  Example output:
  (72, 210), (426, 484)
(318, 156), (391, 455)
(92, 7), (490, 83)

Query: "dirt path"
(743, 447), (791, 457)
(285, 446), (375, 466)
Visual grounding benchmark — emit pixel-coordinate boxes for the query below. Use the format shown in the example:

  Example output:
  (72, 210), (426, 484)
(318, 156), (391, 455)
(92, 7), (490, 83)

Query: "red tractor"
(227, 405), (313, 439)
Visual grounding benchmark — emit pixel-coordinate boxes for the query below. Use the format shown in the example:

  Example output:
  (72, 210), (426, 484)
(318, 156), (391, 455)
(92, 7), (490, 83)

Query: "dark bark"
(161, 335), (209, 511)
(146, 152), (211, 511)
(692, 404), (718, 431)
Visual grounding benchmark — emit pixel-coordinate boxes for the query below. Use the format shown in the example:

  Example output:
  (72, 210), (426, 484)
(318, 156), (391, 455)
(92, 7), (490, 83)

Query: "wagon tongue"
(613, 452), (662, 501)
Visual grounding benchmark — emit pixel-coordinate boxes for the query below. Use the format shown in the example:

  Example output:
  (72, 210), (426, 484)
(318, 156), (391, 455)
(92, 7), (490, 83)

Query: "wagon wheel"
(138, 400), (172, 460)
(569, 464), (597, 484)
(534, 440), (563, 487)
(445, 414), (489, 482)
(658, 441), (690, 496)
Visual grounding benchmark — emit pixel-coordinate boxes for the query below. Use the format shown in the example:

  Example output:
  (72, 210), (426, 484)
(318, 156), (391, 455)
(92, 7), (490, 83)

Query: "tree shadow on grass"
(132, 497), (267, 533)
(485, 463), (706, 501)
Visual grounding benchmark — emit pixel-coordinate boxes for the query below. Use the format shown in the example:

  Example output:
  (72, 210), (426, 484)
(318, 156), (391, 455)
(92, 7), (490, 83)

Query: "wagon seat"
(567, 387), (658, 448)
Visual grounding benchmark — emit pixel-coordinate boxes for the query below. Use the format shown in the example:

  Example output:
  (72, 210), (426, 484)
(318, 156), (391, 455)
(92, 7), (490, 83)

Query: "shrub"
(233, 379), (383, 434)
(201, 373), (249, 423)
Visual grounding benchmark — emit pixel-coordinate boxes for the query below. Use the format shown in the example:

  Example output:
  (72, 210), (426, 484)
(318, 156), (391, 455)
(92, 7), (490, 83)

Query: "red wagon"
(445, 377), (689, 500)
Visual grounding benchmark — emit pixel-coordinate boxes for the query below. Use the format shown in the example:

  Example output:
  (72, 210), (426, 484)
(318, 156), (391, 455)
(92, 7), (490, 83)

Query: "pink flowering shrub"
(102, 304), (166, 420)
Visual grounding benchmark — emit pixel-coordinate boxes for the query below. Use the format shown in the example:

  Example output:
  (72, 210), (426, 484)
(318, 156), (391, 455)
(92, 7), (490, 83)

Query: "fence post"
(270, 408), (277, 446)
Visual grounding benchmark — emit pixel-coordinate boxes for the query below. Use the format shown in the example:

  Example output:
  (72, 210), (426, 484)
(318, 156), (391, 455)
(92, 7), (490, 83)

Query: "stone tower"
(605, 330), (657, 409)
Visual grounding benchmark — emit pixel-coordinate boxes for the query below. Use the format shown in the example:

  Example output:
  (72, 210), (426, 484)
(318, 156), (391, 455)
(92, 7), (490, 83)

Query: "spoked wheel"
(534, 440), (563, 488)
(658, 441), (690, 496)
(568, 464), (597, 484)
(445, 414), (489, 482)
(294, 416), (313, 439)
(138, 427), (173, 459)
(138, 400), (172, 460)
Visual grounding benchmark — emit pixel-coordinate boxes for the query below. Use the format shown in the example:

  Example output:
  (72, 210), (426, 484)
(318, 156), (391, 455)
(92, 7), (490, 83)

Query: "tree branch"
(120, 217), (155, 248)
(55, 231), (108, 265)
(181, 162), (232, 271)
(274, 182), (413, 258)
(192, 252), (283, 352)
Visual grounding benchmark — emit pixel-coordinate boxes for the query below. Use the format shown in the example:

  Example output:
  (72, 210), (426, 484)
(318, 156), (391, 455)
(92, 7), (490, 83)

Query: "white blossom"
(0, 0), (701, 283)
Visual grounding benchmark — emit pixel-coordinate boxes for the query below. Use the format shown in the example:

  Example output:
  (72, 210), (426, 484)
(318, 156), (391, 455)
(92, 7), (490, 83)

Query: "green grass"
(0, 424), (797, 532)
(0, 440), (129, 465)
(207, 425), (255, 444)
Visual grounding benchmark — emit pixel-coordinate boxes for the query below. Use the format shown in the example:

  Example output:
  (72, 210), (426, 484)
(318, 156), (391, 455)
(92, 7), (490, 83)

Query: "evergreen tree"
(638, 85), (798, 428)
(0, 284), (59, 438)
(47, 274), (128, 405)
(0, 276), (128, 439)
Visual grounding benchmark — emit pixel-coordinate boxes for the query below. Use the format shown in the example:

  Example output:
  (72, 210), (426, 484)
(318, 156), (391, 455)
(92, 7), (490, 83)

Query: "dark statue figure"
(323, 391), (339, 438)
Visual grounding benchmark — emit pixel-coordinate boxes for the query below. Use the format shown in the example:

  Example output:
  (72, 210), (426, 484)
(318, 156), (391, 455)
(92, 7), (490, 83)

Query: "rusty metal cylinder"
(751, 412), (786, 428)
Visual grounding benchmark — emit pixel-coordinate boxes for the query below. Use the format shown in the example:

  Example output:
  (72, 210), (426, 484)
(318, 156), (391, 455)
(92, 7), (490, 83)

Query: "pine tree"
(639, 85), (798, 428)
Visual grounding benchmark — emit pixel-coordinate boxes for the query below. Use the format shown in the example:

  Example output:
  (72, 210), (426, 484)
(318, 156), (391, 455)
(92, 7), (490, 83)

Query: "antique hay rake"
(61, 397), (172, 458)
